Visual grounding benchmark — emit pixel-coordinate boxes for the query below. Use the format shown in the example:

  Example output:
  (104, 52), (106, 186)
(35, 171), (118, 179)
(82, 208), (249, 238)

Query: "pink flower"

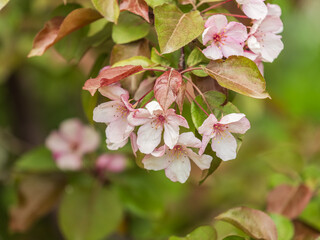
(198, 113), (250, 161)
(247, 4), (284, 62)
(96, 154), (127, 173)
(128, 101), (189, 154)
(142, 132), (213, 183)
(93, 90), (135, 150)
(202, 15), (248, 60)
(236, 0), (267, 20)
(244, 51), (264, 75)
(45, 119), (100, 170)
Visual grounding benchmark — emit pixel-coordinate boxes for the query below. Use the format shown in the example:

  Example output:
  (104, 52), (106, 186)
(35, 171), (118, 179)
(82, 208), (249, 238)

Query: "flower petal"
(225, 22), (248, 43)
(199, 134), (212, 155)
(130, 132), (138, 157)
(226, 117), (250, 134)
(56, 153), (82, 170)
(177, 132), (201, 148)
(202, 26), (218, 45)
(219, 113), (246, 125)
(137, 122), (163, 154)
(202, 44), (223, 60)
(142, 154), (171, 170)
(106, 118), (134, 143)
(145, 101), (163, 115)
(106, 138), (128, 150)
(77, 126), (100, 154)
(60, 118), (82, 143)
(98, 83), (128, 101)
(45, 131), (70, 153)
(205, 15), (228, 31)
(241, 0), (268, 20)
(165, 155), (191, 183)
(127, 109), (151, 126)
(220, 41), (244, 58)
(163, 122), (180, 149)
(259, 33), (284, 62)
(151, 145), (166, 157)
(186, 149), (212, 170)
(166, 110), (189, 128)
(211, 131), (237, 161)
(96, 154), (126, 172)
(93, 101), (122, 123)
(198, 114), (217, 136)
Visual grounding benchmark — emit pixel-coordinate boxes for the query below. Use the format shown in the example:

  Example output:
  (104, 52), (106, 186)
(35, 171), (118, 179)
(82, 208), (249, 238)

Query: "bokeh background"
(0, 0), (320, 239)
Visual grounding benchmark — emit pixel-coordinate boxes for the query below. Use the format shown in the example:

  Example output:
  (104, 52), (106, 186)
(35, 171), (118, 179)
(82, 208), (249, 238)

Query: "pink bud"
(96, 154), (127, 173)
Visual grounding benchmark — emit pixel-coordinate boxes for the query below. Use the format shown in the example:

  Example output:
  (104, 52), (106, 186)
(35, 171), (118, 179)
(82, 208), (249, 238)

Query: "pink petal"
(93, 101), (123, 123)
(225, 117), (251, 134)
(130, 132), (138, 157)
(166, 110), (189, 128)
(127, 109), (151, 126)
(199, 134), (211, 155)
(225, 22), (248, 43)
(106, 118), (134, 143)
(96, 154), (126, 172)
(211, 131), (237, 161)
(106, 138), (128, 150)
(56, 153), (82, 170)
(198, 114), (217, 136)
(77, 126), (100, 154)
(163, 122), (180, 149)
(151, 145), (166, 157)
(259, 33), (284, 62)
(165, 155), (191, 183)
(133, 77), (156, 101)
(121, 94), (135, 112)
(45, 131), (70, 153)
(220, 41), (244, 58)
(186, 149), (212, 170)
(177, 132), (201, 148)
(202, 44), (223, 60)
(145, 101), (163, 115)
(142, 154), (171, 170)
(137, 122), (163, 154)
(267, 3), (281, 17)
(60, 118), (82, 144)
(205, 15), (228, 32)
(241, 0), (268, 20)
(202, 26), (218, 45)
(219, 113), (246, 125)
(98, 83), (128, 101)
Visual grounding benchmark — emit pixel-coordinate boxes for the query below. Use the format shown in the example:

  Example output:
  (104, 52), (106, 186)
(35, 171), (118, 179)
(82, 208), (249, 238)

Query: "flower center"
(213, 123), (226, 134)
(171, 145), (187, 158)
(213, 31), (226, 45)
(116, 105), (129, 118)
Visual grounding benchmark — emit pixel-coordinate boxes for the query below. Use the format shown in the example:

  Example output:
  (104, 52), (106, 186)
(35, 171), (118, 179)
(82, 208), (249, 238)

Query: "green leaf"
(144, 0), (173, 8)
(112, 12), (150, 44)
(203, 56), (270, 99)
(269, 214), (294, 240)
(0, 0), (9, 10)
(223, 236), (245, 240)
(151, 47), (171, 67)
(169, 226), (217, 240)
(59, 181), (123, 240)
(154, 4), (204, 54)
(299, 196), (320, 231)
(112, 56), (153, 67)
(187, 48), (209, 67)
(92, 0), (119, 23)
(199, 156), (221, 184)
(215, 207), (278, 240)
(15, 146), (58, 172)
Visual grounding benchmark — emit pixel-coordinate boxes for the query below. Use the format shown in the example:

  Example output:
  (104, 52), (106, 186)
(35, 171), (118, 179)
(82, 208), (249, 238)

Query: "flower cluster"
(202, 2), (283, 75)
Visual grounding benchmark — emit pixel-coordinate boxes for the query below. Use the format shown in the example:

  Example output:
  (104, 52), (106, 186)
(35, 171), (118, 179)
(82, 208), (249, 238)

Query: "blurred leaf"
(28, 8), (102, 57)
(294, 220), (320, 240)
(120, 0), (150, 22)
(269, 214), (294, 240)
(0, 0), (9, 10)
(223, 236), (245, 240)
(15, 146), (58, 172)
(112, 56), (153, 67)
(302, 165), (320, 190)
(59, 181), (123, 240)
(299, 195), (320, 231)
(10, 174), (65, 232)
(169, 225), (217, 240)
(267, 184), (313, 219)
(144, 0), (173, 8)
(154, 69), (183, 110)
(92, 0), (119, 23)
(215, 206), (278, 240)
(112, 12), (149, 44)
(203, 56), (270, 99)
(154, 4), (204, 54)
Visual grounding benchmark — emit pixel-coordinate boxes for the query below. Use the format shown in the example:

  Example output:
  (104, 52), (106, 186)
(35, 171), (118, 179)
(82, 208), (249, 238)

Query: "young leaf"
(120, 0), (150, 22)
(267, 184), (313, 219)
(169, 225), (217, 240)
(154, 69), (183, 110)
(176, 81), (186, 113)
(112, 56), (153, 67)
(203, 56), (270, 99)
(91, 0), (119, 23)
(28, 8), (102, 57)
(144, 0), (173, 8)
(215, 206), (278, 240)
(112, 12), (150, 44)
(154, 4), (204, 54)
(269, 214), (294, 240)
(187, 48), (209, 67)
(83, 65), (143, 96)
(59, 182), (123, 240)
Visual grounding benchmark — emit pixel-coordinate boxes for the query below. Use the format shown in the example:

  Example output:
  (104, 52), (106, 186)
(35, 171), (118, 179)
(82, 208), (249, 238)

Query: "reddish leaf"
(176, 81), (186, 113)
(154, 69), (182, 110)
(83, 65), (143, 96)
(120, 0), (150, 23)
(28, 8), (102, 57)
(267, 184), (313, 219)
(216, 206), (278, 240)
(293, 220), (320, 240)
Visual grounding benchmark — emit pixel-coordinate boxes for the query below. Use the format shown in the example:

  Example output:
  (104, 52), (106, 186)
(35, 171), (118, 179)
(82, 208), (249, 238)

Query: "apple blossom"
(93, 89), (135, 150)
(198, 113), (250, 161)
(202, 15), (248, 60)
(96, 154), (127, 173)
(235, 0), (267, 20)
(142, 132), (213, 183)
(247, 3), (284, 62)
(128, 101), (189, 154)
(45, 118), (100, 170)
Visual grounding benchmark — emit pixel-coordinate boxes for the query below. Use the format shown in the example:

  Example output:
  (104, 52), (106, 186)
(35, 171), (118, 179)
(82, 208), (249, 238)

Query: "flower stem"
(143, 68), (166, 72)
(208, 12), (249, 19)
(186, 90), (209, 116)
(137, 88), (153, 103)
(180, 67), (203, 75)
(200, 0), (233, 13)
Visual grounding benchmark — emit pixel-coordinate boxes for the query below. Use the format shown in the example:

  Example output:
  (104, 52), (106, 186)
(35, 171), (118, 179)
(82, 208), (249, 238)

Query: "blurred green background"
(0, 0), (320, 239)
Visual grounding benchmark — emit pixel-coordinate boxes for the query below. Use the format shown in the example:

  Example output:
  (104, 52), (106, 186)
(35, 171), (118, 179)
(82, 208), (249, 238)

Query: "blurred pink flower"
(128, 101), (189, 154)
(247, 3), (284, 62)
(96, 154), (127, 173)
(142, 132), (212, 183)
(202, 15), (248, 60)
(198, 113), (250, 161)
(46, 119), (100, 170)
(236, 0), (267, 20)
